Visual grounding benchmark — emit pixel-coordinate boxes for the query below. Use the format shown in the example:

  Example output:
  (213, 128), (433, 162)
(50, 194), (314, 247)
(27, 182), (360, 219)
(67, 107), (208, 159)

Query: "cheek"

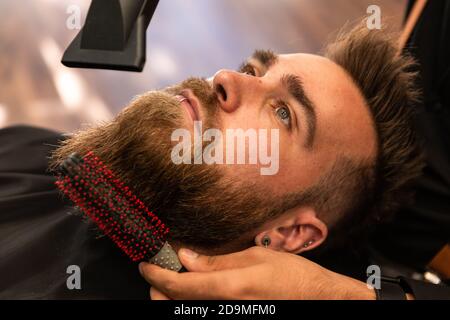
(209, 108), (331, 191)
(272, 144), (335, 194)
(219, 107), (273, 130)
(218, 133), (334, 196)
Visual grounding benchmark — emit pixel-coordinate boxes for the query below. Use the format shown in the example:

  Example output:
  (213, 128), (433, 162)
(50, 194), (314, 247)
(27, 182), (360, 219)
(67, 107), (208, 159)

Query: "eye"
(239, 63), (256, 76)
(274, 102), (292, 128)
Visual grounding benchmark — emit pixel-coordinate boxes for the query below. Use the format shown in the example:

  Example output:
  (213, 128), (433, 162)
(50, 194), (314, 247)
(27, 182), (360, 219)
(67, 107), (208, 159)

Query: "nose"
(212, 70), (243, 113)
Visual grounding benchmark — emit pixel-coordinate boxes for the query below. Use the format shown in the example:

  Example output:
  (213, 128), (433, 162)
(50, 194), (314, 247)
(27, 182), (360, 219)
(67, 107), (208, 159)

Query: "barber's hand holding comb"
(139, 246), (376, 300)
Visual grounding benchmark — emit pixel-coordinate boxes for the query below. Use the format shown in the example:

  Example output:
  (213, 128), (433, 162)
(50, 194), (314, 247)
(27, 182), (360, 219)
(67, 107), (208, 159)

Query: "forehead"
(274, 53), (377, 161)
(277, 53), (361, 103)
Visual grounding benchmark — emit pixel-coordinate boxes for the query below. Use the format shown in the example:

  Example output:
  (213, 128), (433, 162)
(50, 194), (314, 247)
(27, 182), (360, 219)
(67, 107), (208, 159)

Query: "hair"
(315, 21), (425, 250)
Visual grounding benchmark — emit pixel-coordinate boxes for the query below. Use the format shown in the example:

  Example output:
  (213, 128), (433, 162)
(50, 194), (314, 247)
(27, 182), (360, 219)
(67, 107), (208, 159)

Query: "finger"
(178, 246), (267, 272)
(140, 262), (251, 299)
(150, 286), (171, 300)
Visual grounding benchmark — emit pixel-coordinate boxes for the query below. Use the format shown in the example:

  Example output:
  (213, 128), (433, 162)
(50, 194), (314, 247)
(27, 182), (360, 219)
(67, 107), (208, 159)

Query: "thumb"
(178, 246), (265, 272)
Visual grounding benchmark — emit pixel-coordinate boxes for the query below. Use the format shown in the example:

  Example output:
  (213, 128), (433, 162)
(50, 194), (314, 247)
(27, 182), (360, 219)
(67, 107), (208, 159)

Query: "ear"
(254, 207), (328, 254)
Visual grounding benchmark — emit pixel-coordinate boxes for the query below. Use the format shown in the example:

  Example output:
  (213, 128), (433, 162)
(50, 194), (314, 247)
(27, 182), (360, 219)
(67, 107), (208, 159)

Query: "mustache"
(165, 77), (219, 119)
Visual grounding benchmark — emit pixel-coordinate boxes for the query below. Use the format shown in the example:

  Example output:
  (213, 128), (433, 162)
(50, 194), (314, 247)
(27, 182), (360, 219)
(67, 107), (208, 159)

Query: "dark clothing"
(0, 126), (148, 299)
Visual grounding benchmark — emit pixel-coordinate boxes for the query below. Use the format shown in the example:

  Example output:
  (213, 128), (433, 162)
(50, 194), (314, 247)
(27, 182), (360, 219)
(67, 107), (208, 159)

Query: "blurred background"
(0, 0), (406, 133)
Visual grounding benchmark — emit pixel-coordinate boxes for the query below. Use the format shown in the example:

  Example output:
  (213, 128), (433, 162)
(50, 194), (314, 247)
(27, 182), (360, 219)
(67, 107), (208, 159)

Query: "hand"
(139, 246), (376, 300)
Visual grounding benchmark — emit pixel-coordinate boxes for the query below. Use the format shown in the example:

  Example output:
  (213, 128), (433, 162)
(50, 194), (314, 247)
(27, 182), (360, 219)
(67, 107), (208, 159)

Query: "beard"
(50, 77), (296, 253)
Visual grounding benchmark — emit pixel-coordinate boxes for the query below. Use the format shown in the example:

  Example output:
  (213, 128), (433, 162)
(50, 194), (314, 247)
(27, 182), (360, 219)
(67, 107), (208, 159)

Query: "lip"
(176, 90), (200, 122)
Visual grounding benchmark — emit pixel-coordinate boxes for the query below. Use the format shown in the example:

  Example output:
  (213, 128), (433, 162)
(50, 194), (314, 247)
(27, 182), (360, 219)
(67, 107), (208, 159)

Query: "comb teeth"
(56, 151), (169, 262)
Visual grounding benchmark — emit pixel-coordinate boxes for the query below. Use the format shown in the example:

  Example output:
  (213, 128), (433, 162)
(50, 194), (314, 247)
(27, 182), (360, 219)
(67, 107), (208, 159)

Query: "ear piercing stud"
(262, 235), (271, 248)
(261, 236), (314, 249)
(303, 240), (314, 248)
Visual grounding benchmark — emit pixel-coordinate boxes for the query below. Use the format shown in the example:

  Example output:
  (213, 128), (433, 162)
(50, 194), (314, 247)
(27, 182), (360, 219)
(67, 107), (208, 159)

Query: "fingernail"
(180, 248), (198, 259)
(139, 262), (146, 276)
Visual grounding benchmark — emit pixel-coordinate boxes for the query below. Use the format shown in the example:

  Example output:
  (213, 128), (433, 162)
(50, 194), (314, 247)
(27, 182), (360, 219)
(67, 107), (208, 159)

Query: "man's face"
(176, 51), (377, 198)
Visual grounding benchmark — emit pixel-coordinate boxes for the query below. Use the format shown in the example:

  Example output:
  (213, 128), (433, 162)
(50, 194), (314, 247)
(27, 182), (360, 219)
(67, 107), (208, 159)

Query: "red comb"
(55, 151), (169, 262)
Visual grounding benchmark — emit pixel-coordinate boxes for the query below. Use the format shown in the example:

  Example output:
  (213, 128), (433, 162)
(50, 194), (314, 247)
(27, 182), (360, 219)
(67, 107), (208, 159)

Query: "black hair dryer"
(62, 0), (159, 72)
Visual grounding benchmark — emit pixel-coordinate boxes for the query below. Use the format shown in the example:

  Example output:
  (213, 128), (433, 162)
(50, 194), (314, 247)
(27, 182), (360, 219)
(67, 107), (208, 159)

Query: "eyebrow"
(281, 74), (317, 148)
(251, 49), (279, 69)
(241, 49), (317, 149)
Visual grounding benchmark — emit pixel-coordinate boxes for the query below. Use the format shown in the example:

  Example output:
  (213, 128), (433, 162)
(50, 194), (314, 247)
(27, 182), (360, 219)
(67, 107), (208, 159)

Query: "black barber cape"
(0, 125), (148, 299)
